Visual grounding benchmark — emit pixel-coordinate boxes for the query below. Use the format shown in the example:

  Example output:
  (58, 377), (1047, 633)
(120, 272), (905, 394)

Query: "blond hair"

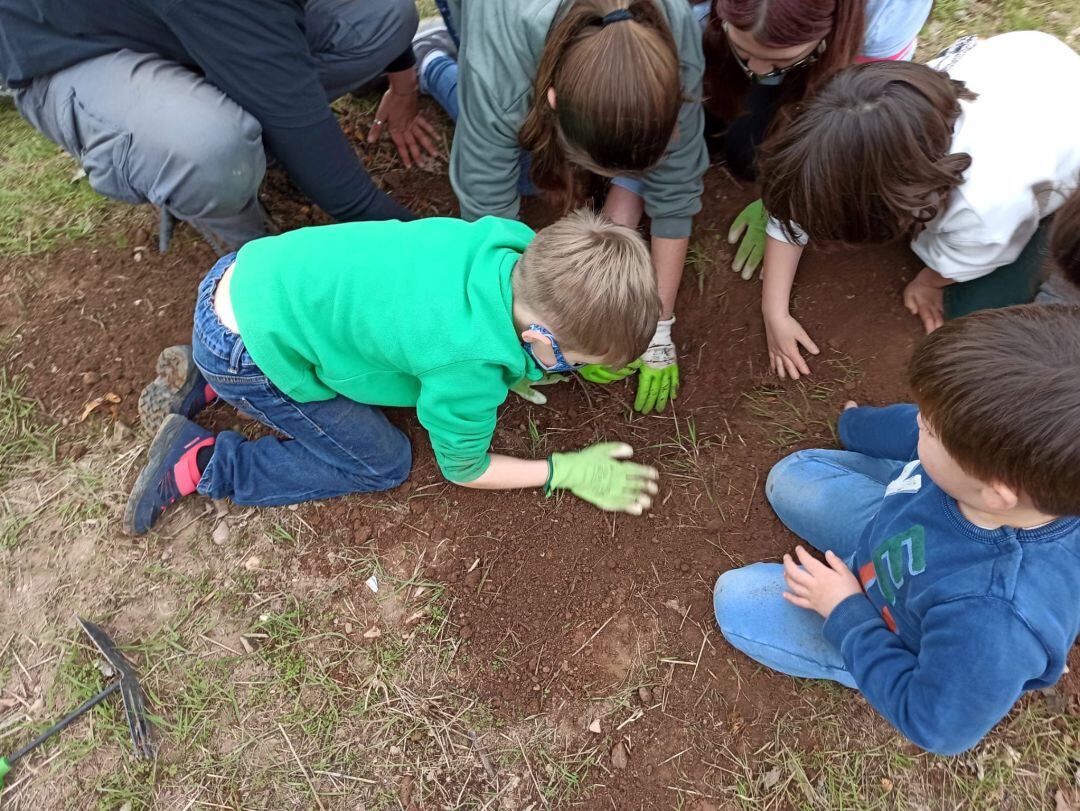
(514, 209), (660, 367)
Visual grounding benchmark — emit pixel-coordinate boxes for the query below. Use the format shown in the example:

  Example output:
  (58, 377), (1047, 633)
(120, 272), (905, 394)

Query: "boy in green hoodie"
(125, 211), (661, 534)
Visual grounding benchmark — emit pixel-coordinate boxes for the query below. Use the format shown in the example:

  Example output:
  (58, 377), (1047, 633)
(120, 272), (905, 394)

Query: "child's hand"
(903, 269), (947, 334)
(548, 442), (658, 514)
(782, 546), (863, 619)
(764, 311), (820, 380)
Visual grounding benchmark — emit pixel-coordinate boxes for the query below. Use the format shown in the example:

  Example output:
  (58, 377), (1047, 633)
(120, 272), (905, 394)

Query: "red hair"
(703, 0), (866, 122)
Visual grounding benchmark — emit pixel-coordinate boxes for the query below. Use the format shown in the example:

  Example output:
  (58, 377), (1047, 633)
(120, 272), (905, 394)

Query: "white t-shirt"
(768, 32), (1080, 283)
(912, 31), (1080, 281)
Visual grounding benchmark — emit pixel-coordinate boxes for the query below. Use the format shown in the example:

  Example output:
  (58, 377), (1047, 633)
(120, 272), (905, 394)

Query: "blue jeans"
(420, 55), (644, 200)
(713, 450), (905, 688)
(191, 255), (412, 506)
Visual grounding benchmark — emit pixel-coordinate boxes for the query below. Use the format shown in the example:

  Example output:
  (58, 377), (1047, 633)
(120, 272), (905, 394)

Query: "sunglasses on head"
(721, 20), (827, 83)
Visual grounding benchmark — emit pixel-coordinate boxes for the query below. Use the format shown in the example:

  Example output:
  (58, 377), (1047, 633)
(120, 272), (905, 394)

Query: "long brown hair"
(703, 0), (866, 122)
(760, 61), (976, 244)
(518, 0), (682, 208)
(1051, 186), (1080, 287)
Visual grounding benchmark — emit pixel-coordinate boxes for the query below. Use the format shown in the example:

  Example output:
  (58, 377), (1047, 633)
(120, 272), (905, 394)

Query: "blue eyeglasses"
(522, 324), (583, 374)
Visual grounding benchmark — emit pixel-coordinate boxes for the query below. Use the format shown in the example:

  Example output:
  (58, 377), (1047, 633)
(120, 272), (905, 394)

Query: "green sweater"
(444, 0), (707, 239)
(229, 217), (542, 483)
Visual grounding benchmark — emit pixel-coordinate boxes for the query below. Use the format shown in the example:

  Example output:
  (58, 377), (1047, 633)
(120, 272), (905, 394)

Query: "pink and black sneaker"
(138, 345), (218, 435)
(125, 415), (214, 535)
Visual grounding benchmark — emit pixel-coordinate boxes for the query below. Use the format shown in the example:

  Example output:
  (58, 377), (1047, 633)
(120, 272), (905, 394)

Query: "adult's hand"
(903, 267), (948, 334)
(368, 69), (440, 168)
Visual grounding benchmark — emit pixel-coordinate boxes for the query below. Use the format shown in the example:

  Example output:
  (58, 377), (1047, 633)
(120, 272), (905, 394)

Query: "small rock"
(588, 718), (602, 734)
(610, 741), (629, 769)
(463, 569), (482, 589)
(459, 625), (474, 640)
(112, 421), (134, 443)
(244, 556), (261, 571)
(363, 626), (381, 639)
(354, 525), (372, 543)
(212, 520), (230, 546)
(638, 686), (654, 705)
(81, 371), (101, 387)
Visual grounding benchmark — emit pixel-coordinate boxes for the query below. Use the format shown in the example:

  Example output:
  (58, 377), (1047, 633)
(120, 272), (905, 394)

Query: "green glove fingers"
(548, 442), (659, 514)
(728, 199), (768, 281)
(633, 361), (680, 414)
(579, 364), (638, 385)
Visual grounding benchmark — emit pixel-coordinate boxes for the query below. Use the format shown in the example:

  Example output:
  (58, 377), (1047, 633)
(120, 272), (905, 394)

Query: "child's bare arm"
(761, 236), (819, 380)
(458, 455), (550, 490)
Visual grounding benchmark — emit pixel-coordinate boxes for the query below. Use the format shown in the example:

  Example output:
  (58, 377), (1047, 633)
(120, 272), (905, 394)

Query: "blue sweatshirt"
(0, 0), (413, 224)
(826, 404), (1080, 755)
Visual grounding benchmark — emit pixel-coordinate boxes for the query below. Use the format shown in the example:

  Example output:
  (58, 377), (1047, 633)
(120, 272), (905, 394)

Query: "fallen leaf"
(363, 626), (382, 639)
(762, 766), (782, 790)
(79, 392), (121, 422)
(880, 777), (894, 792)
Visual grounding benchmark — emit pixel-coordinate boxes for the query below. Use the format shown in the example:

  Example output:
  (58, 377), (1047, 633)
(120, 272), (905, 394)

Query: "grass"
(921, 0), (1080, 54)
(0, 105), (119, 255)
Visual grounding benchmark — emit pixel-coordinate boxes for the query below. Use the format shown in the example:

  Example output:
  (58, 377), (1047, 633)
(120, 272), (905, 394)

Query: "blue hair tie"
(600, 8), (633, 26)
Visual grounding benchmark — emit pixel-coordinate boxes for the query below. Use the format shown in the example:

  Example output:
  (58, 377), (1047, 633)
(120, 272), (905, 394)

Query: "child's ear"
(983, 480), (1020, 513)
(546, 87), (557, 110)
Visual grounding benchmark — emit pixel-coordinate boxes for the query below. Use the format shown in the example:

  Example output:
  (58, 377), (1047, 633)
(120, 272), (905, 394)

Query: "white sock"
(419, 49), (450, 80)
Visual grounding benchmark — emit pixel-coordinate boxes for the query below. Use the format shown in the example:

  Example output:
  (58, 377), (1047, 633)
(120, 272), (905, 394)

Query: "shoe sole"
(124, 413), (188, 535)
(138, 345), (198, 435)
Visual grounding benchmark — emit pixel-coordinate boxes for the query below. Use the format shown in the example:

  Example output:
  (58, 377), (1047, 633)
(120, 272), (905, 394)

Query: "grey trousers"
(14, 0), (417, 250)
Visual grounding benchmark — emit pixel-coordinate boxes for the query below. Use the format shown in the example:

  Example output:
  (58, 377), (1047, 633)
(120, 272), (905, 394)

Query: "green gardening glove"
(510, 372), (568, 405)
(548, 442), (658, 514)
(579, 364), (638, 384)
(728, 198), (768, 281)
(633, 316), (679, 414)
(0, 755), (10, 790)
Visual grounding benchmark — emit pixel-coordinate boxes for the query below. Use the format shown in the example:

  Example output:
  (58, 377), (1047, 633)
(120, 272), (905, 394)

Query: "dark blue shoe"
(138, 345), (217, 435)
(125, 415), (214, 535)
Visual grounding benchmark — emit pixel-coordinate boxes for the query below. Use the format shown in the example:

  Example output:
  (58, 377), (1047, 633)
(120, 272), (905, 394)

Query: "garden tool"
(0, 617), (155, 793)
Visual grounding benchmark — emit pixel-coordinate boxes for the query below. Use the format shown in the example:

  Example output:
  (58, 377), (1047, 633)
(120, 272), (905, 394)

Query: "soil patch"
(3, 152), (1076, 808)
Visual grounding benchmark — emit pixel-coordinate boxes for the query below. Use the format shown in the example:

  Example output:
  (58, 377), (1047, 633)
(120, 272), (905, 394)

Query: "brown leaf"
(610, 741), (629, 769)
(78, 392), (122, 422)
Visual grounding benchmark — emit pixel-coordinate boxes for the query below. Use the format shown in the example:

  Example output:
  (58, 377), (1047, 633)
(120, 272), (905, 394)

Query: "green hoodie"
(444, 0), (707, 239)
(229, 217), (542, 483)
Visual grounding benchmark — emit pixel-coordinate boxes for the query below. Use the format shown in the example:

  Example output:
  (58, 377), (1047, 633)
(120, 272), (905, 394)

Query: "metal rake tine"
(120, 680), (155, 759)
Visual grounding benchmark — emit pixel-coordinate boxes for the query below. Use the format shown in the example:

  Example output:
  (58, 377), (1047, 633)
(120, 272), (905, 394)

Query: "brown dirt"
(3, 144), (1077, 808)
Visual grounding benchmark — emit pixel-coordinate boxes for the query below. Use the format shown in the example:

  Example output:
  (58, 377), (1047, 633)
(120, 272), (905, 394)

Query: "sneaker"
(413, 20), (457, 93)
(125, 415), (214, 535)
(138, 345), (217, 435)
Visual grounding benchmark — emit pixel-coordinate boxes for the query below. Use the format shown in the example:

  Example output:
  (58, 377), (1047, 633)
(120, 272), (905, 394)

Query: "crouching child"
(125, 211), (660, 534)
(713, 304), (1080, 754)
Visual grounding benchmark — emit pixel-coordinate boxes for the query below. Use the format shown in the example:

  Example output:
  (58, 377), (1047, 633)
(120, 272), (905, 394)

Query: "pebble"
(588, 718), (602, 734)
(81, 371), (100, 387)
(354, 525), (372, 543)
(244, 556), (261, 570)
(212, 520), (229, 546)
(610, 741), (629, 769)
(638, 686), (654, 705)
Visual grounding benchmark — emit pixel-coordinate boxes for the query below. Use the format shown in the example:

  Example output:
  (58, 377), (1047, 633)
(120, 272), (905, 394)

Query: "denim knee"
(344, 424), (412, 491)
(713, 564), (773, 633)
(765, 450), (819, 521)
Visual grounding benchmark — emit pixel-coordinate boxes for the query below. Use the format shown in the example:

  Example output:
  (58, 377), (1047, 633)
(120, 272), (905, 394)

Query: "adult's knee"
(161, 115), (265, 220)
(334, 0), (418, 61)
